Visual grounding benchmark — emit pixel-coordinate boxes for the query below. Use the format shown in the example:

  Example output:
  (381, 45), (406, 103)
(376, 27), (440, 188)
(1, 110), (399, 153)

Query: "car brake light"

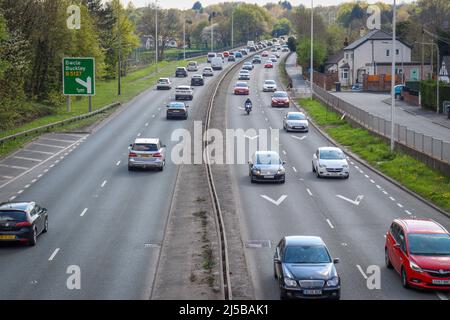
(16, 222), (32, 228)
(129, 152), (137, 157)
(153, 152), (162, 158)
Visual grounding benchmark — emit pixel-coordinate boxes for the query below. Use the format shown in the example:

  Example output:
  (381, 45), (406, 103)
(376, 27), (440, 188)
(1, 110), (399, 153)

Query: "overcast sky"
(117, 0), (413, 10)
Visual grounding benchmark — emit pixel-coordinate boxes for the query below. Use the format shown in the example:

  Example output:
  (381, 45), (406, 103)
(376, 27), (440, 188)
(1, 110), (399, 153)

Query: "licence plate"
(0, 235), (16, 240)
(264, 175), (274, 179)
(303, 289), (322, 295)
(138, 154), (150, 158)
(432, 279), (450, 285)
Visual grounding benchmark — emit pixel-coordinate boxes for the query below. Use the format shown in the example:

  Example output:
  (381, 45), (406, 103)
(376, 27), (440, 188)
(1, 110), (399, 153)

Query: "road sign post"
(63, 57), (95, 111)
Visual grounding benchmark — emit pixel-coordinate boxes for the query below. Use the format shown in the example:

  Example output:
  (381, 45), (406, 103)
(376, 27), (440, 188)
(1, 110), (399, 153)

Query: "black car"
(228, 55), (236, 62)
(0, 202), (48, 246)
(190, 74), (204, 86)
(274, 236), (340, 300)
(252, 57), (262, 64)
(166, 101), (188, 120)
(175, 67), (188, 77)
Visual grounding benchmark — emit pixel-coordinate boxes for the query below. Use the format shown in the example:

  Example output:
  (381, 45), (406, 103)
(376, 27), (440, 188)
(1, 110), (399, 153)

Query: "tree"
(287, 36), (297, 52)
(279, 1), (292, 11)
(272, 18), (292, 37)
(296, 37), (327, 70)
(192, 1), (202, 11)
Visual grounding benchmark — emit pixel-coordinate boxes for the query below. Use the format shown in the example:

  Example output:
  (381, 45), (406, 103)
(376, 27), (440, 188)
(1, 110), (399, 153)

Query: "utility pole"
(310, 0), (314, 99)
(155, 0), (158, 73)
(183, 9), (186, 60)
(390, 0), (396, 152)
(117, 1), (122, 96)
(231, 10), (234, 48)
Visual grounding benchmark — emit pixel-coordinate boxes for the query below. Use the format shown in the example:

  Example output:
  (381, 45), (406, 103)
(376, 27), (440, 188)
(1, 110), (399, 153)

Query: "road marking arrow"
(291, 135), (306, 141)
(260, 195), (287, 206)
(75, 76), (92, 94)
(336, 194), (364, 206)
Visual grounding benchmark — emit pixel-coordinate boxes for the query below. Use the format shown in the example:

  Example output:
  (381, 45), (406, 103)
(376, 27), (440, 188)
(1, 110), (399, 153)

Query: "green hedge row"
(420, 80), (450, 112)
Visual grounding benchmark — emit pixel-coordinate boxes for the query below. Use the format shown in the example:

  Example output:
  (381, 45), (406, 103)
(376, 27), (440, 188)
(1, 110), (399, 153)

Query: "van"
(211, 57), (223, 70)
(207, 52), (217, 63)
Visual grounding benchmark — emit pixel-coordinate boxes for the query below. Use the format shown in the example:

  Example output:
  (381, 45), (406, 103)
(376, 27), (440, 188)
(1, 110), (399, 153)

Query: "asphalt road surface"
(0, 58), (235, 299)
(220, 52), (450, 300)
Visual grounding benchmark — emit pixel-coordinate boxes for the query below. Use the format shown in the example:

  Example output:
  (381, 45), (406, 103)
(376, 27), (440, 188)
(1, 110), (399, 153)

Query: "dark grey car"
(274, 236), (341, 300)
(248, 151), (285, 183)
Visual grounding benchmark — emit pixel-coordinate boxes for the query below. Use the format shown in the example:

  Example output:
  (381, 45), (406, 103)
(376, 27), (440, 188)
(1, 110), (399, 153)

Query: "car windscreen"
(0, 211), (27, 222)
(320, 150), (345, 160)
(133, 144), (158, 152)
(158, 79), (168, 83)
(256, 153), (280, 165)
(168, 103), (185, 109)
(284, 245), (331, 264)
(287, 113), (306, 120)
(273, 92), (287, 98)
(236, 83), (248, 88)
(408, 233), (450, 256)
(265, 80), (275, 84)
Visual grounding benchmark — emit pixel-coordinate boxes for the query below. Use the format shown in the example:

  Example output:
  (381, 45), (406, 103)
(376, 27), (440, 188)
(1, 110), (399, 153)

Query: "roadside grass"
(278, 54), (289, 88)
(299, 98), (450, 214)
(0, 57), (206, 158)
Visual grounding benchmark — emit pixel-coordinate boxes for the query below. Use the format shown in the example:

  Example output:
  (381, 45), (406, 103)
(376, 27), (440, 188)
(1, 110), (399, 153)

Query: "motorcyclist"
(244, 98), (252, 109)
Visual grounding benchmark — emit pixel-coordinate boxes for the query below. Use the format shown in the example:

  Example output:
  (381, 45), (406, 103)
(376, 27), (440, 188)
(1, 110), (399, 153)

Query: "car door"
(274, 240), (284, 279)
(313, 150), (319, 169)
(397, 229), (408, 271)
(390, 224), (404, 272)
(29, 207), (41, 233)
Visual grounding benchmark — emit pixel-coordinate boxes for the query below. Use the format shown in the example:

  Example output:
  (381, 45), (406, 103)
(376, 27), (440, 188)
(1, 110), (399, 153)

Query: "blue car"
(394, 85), (405, 99)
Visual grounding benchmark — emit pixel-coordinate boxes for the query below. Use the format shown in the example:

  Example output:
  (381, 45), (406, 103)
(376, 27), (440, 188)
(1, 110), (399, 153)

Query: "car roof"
(176, 85), (191, 89)
(0, 202), (35, 213)
(284, 236), (325, 246)
(134, 138), (159, 144)
(287, 111), (305, 116)
(318, 146), (342, 152)
(192, 74), (203, 77)
(264, 79), (275, 82)
(235, 82), (248, 86)
(273, 91), (287, 94)
(158, 77), (169, 81)
(397, 218), (448, 234)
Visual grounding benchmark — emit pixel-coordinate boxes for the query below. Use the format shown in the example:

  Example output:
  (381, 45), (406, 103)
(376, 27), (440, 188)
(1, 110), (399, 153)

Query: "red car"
(385, 218), (450, 290)
(234, 82), (249, 95)
(271, 91), (290, 107)
(223, 51), (230, 57)
(264, 61), (273, 68)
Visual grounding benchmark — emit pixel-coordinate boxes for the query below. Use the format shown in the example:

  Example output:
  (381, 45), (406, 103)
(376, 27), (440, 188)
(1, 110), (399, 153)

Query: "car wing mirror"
(248, 161), (253, 166)
(333, 258), (340, 264)
(273, 257), (281, 263)
(282, 160), (286, 165)
(162, 144), (167, 148)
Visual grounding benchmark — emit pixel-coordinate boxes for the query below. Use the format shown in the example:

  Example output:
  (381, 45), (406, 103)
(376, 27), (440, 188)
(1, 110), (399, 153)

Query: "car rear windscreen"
(133, 144), (158, 152)
(0, 211), (27, 221)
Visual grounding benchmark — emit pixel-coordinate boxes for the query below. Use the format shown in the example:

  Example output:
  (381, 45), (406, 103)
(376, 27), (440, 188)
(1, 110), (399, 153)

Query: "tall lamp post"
(310, 0), (314, 99)
(183, 9), (186, 60)
(390, 0), (397, 152)
(117, 0), (122, 96)
(155, 0), (158, 73)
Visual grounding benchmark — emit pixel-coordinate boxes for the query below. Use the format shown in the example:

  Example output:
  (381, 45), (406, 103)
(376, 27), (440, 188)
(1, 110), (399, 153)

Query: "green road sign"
(63, 57), (95, 96)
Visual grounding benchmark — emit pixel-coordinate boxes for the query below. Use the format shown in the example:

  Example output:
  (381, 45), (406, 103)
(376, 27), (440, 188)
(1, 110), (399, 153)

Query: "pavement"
(329, 87), (450, 143)
(214, 51), (450, 300)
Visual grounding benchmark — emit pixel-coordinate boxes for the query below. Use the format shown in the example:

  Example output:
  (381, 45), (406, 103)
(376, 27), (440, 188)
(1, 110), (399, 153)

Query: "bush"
(420, 80), (450, 112)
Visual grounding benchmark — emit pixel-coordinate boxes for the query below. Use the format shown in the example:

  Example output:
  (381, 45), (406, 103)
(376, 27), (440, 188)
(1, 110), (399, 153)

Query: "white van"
(207, 52), (217, 63)
(186, 61), (198, 72)
(211, 57), (223, 70)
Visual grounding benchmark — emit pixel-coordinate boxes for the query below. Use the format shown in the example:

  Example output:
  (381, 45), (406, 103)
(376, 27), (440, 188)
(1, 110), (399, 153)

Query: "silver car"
(128, 138), (166, 171)
(263, 80), (277, 92)
(283, 112), (309, 132)
(249, 151), (286, 183)
(312, 147), (349, 179)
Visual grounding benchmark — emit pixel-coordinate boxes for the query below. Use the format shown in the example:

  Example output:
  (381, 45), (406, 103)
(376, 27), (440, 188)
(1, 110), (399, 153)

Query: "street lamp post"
(155, 0), (158, 73)
(211, 13), (214, 52)
(390, 0), (397, 152)
(231, 10), (234, 49)
(183, 10), (186, 60)
(310, 0), (314, 99)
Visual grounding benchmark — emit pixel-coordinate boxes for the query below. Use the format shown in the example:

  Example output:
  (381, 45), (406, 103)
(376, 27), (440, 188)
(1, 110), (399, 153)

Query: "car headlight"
(284, 277), (298, 287)
(342, 164), (349, 169)
(319, 163), (327, 168)
(253, 169), (261, 175)
(277, 168), (285, 174)
(326, 277), (339, 287)
(410, 261), (423, 273)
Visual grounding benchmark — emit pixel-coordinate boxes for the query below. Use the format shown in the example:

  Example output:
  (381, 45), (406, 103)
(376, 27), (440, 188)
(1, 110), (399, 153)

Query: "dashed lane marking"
(48, 248), (60, 261)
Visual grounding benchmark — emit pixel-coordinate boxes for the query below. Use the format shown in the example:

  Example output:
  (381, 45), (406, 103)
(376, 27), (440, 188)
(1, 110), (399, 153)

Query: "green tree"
(296, 37), (327, 70)
(272, 18), (292, 37)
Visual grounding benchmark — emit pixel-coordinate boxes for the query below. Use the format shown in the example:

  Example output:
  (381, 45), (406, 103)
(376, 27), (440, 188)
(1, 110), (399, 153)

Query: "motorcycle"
(245, 102), (252, 115)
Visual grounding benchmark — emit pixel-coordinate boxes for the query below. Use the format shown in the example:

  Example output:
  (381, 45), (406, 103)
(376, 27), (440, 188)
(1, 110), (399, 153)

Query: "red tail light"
(129, 152), (137, 157)
(153, 152), (162, 158)
(16, 222), (32, 228)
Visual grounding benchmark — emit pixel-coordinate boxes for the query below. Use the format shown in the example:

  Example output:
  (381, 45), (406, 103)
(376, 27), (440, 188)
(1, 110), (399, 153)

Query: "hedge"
(420, 80), (450, 112)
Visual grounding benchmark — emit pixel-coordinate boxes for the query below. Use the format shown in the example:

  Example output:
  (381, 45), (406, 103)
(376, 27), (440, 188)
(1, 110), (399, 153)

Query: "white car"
(312, 147), (349, 179)
(283, 112), (308, 132)
(202, 67), (213, 77)
(156, 78), (171, 90)
(186, 61), (198, 72)
(238, 70), (250, 80)
(263, 80), (277, 92)
(175, 85), (193, 101)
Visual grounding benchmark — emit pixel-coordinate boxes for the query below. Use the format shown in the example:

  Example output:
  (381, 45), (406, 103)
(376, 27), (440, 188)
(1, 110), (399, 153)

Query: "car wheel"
(280, 178), (285, 184)
(316, 170), (321, 178)
(385, 248), (393, 269)
(279, 283), (288, 300)
(159, 161), (165, 171)
(43, 217), (48, 233)
(29, 227), (37, 246)
(401, 268), (410, 288)
(250, 175), (256, 183)
(344, 174), (349, 179)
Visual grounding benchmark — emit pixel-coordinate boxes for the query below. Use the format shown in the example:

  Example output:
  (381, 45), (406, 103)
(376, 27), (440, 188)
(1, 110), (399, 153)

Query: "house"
(343, 29), (414, 85)
(439, 56), (450, 83)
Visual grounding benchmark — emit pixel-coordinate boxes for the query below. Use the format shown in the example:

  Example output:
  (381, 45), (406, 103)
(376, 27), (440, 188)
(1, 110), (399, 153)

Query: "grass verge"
(0, 57), (206, 158)
(279, 54), (290, 88)
(298, 98), (450, 214)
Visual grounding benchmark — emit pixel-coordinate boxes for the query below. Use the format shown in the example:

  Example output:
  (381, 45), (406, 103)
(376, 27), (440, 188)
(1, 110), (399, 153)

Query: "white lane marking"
(44, 169), (49, 173)
(389, 196), (396, 201)
(436, 293), (448, 301)
(376, 185), (381, 189)
(292, 167), (297, 172)
(336, 194), (364, 206)
(326, 219), (334, 229)
(397, 203), (404, 208)
(54, 160), (59, 164)
(9, 196), (16, 201)
(152, 114), (156, 118)
(260, 195), (288, 206)
(0, 136), (86, 189)
(49, 164), (55, 168)
(80, 208), (88, 217)
(269, 126), (273, 130)
(405, 210), (412, 215)
(116, 161), (121, 166)
(48, 248), (60, 261)
(354, 166), (359, 170)
(17, 190), (23, 194)
(145, 122), (149, 126)
(37, 174), (43, 178)
(24, 184), (30, 189)
(0, 164), (28, 170)
(382, 191), (388, 195)
(137, 133), (141, 137)
(291, 135), (306, 141)
(0, 175), (13, 179)
(364, 174), (369, 178)
(350, 161), (354, 165)
(370, 179), (375, 183)
(306, 188), (313, 196)
(40, 137), (75, 143)
(101, 180), (107, 188)
(282, 150), (286, 155)
(265, 118), (268, 121)
(356, 265), (368, 280)
(59, 156), (64, 160)
(31, 179), (37, 183)
(23, 149), (54, 155)
(32, 142), (65, 149)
